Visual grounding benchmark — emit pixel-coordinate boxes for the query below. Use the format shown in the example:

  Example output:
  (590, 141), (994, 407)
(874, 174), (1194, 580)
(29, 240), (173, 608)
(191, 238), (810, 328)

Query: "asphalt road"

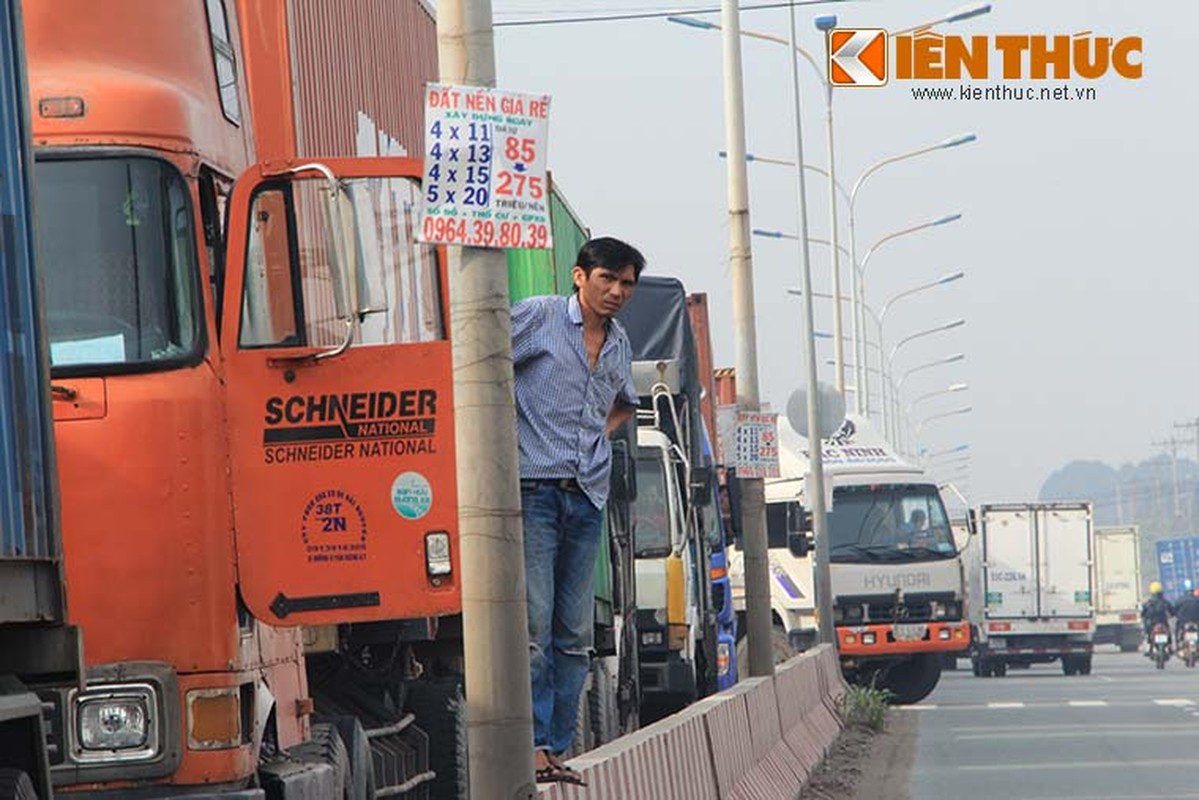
(901, 649), (1199, 800)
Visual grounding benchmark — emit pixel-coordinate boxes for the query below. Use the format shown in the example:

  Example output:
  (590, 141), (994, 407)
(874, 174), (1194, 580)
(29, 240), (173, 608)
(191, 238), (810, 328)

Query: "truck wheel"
(772, 625), (795, 665)
(971, 658), (983, 677)
(0, 770), (37, 800)
(993, 661), (1007, 678)
(290, 723), (351, 798)
(878, 653), (942, 704)
(406, 677), (469, 800)
(590, 659), (620, 746)
(331, 716), (375, 800)
(1078, 656), (1093, 676)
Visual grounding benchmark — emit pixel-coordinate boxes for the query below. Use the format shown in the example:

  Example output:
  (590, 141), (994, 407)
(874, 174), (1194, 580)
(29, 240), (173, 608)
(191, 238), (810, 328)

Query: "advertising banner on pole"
(417, 83), (552, 250)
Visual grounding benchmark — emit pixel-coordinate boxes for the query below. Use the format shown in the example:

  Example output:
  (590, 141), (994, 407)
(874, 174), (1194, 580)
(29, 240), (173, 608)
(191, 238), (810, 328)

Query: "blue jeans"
(521, 483), (602, 755)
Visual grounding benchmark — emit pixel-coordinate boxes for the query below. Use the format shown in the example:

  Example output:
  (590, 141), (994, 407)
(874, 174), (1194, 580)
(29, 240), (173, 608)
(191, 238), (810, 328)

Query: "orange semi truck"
(23, 1), (471, 797)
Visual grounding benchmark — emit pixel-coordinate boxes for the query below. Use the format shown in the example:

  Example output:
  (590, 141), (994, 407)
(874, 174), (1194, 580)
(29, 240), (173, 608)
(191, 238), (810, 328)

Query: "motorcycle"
(1149, 622), (1171, 670)
(1180, 622), (1199, 669)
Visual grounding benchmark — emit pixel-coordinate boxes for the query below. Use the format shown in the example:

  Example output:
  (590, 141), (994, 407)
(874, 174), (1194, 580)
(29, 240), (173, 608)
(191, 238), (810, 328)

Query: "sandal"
(535, 764), (587, 786)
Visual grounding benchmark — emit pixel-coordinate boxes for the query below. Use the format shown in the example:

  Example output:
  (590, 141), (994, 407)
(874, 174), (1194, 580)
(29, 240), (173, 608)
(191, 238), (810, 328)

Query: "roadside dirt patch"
(799, 709), (917, 800)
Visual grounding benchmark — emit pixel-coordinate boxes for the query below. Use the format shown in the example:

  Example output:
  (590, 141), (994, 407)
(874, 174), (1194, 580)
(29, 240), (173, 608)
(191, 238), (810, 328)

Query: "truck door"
(982, 507), (1038, 619)
(1038, 505), (1092, 618)
(220, 158), (459, 626)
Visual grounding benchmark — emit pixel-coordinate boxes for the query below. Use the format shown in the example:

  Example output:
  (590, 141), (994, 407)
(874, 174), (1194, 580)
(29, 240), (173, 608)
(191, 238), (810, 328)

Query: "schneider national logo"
(828, 29), (1143, 87)
(261, 389), (439, 464)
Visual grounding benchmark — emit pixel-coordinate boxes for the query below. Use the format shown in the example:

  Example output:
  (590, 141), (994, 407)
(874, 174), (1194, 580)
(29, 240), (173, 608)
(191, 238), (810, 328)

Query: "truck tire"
(879, 653), (942, 704)
(289, 722), (351, 798)
(1062, 657), (1076, 676)
(772, 625), (794, 665)
(590, 659), (620, 746)
(331, 716), (375, 800)
(1078, 655), (1093, 676)
(406, 677), (469, 800)
(971, 658), (984, 677)
(0, 770), (37, 800)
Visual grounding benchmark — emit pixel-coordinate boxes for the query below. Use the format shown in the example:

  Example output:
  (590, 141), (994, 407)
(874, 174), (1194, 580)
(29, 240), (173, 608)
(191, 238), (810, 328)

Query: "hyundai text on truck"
(1093, 525), (1143, 652)
(970, 502), (1096, 677)
(766, 417), (971, 704)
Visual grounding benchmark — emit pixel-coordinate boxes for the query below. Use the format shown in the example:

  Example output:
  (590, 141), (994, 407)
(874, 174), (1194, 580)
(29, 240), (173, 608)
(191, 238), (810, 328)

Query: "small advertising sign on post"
(735, 411), (780, 479)
(417, 83), (552, 250)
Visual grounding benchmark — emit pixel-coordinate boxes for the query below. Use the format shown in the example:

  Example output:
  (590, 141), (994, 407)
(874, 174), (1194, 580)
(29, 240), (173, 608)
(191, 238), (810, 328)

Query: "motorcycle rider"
(1142, 582), (1175, 655)
(1174, 588), (1199, 648)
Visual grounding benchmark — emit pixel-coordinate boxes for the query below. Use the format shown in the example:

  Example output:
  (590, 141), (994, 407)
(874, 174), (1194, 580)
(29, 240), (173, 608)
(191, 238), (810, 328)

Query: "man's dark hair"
(576, 237), (646, 281)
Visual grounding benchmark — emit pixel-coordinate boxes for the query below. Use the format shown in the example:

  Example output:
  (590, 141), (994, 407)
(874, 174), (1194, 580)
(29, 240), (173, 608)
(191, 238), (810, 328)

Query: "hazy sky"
(493, 1), (1194, 504)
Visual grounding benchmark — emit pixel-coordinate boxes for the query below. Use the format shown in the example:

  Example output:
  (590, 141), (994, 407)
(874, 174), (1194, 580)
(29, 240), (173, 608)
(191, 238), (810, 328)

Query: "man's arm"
(510, 297), (548, 368)
(608, 334), (639, 437)
(606, 400), (635, 436)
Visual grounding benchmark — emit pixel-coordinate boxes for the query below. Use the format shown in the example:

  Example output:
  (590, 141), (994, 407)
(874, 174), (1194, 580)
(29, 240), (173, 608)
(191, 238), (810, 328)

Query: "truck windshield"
(36, 157), (201, 373)
(633, 456), (671, 557)
(828, 484), (956, 562)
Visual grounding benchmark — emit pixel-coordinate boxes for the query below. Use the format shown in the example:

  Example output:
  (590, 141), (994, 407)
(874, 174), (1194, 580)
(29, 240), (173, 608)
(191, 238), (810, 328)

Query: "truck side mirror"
(727, 469), (744, 545)
(690, 464), (713, 506)
(610, 439), (636, 504)
(788, 532), (812, 558)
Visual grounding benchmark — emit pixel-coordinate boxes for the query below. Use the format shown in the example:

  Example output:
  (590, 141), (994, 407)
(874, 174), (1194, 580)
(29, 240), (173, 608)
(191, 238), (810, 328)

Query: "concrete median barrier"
(536, 645), (846, 800)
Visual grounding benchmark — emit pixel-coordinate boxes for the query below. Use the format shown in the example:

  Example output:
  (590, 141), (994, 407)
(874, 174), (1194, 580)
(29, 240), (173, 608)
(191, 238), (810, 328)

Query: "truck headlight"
(80, 698), (148, 749)
(71, 683), (160, 762)
(931, 601), (961, 620)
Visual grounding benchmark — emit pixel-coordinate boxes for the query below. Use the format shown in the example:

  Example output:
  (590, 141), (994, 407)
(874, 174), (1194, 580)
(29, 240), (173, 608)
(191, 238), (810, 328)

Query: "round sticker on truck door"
(391, 472), (433, 520)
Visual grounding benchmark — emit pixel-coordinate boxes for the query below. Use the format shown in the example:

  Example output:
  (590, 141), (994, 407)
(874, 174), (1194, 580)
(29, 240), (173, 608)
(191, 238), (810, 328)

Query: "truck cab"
(765, 416), (971, 704)
(632, 412), (706, 714)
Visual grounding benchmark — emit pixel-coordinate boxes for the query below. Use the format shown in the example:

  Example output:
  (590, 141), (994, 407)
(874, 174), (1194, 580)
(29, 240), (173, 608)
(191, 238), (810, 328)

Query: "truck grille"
(837, 592), (959, 624)
(35, 689), (65, 766)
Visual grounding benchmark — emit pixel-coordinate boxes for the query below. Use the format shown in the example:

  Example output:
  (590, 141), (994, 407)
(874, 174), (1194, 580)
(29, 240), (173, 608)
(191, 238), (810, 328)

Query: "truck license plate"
(894, 624), (928, 642)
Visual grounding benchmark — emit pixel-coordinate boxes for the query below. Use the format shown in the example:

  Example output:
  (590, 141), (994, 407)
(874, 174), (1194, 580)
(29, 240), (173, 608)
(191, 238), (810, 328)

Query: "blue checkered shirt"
(511, 294), (638, 509)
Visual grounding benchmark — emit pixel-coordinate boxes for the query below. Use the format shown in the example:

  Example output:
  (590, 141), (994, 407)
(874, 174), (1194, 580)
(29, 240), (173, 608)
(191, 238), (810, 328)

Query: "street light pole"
(719, 0), (774, 678)
(436, 1), (535, 796)
(847, 135), (975, 415)
(887, 321), (966, 450)
(785, 0), (833, 648)
(915, 405), (974, 442)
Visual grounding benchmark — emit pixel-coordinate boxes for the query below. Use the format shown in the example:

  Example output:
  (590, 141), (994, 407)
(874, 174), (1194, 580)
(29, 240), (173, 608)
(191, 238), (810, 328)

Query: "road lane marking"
(951, 723), (1199, 734)
(985, 702), (1025, 708)
(959, 757), (1199, 772)
(955, 729), (1199, 741)
(1153, 698), (1195, 706)
(1067, 700), (1108, 707)
(909, 704), (938, 710)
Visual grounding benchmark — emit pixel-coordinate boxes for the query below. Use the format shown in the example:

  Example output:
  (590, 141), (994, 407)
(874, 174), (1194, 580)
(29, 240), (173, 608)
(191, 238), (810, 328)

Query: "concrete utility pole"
(1175, 418), (1199, 521)
(436, 3), (536, 797)
(785, 4), (833, 647)
(719, 0), (774, 677)
(1152, 437), (1185, 520)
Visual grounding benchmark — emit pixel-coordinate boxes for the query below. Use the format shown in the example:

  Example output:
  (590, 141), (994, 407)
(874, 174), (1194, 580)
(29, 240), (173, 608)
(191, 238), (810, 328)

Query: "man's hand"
(606, 401), (635, 437)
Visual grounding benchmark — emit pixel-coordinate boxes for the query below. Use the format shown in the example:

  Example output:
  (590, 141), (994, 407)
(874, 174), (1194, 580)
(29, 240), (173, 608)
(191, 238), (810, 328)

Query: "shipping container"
(1154, 536), (1199, 600)
(237, 0), (436, 162)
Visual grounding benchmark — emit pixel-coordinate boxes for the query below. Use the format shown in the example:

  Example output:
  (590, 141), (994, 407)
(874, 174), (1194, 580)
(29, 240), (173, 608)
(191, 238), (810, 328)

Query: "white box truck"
(972, 502), (1096, 677)
(1093, 526), (1143, 652)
